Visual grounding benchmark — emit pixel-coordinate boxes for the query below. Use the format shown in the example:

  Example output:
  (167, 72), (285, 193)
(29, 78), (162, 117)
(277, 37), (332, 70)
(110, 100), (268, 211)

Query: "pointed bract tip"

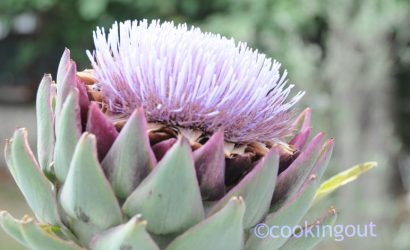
(321, 137), (334, 148)
(59, 48), (71, 64)
(213, 128), (225, 141)
(136, 106), (145, 114)
(266, 146), (280, 157)
(176, 134), (190, 146)
(129, 106), (148, 124)
(14, 127), (27, 137)
(326, 138), (335, 147)
(62, 48), (71, 59)
(88, 101), (100, 113)
(81, 131), (96, 143)
(42, 73), (52, 79)
(328, 206), (337, 215)
(305, 132), (325, 149)
(140, 220), (148, 227)
(230, 196), (245, 206)
(202, 128), (224, 147)
(292, 107), (312, 131)
(300, 107), (311, 115)
(129, 214), (147, 227)
(301, 107), (312, 119)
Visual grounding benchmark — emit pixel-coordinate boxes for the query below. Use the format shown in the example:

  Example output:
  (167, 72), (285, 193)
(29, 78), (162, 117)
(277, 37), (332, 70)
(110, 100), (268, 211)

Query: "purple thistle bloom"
(87, 19), (304, 143)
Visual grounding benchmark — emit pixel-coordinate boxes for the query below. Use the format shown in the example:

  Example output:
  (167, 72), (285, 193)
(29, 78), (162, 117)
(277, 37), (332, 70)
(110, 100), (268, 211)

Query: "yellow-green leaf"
(313, 161), (377, 203)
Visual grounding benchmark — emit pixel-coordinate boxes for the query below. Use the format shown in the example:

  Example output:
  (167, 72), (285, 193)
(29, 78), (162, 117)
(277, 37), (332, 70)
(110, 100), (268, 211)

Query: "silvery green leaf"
(90, 215), (159, 250)
(55, 48), (77, 125)
(36, 74), (56, 173)
(102, 108), (156, 199)
(4, 128), (61, 225)
(123, 137), (204, 235)
(208, 148), (279, 229)
(166, 197), (245, 250)
(54, 90), (82, 183)
(60, 133), (122, 245)
(0, 211), (29, 248)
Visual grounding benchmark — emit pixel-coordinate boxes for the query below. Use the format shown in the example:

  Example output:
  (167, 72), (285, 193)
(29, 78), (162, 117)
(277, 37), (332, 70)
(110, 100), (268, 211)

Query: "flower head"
(87, 19), (304, 143)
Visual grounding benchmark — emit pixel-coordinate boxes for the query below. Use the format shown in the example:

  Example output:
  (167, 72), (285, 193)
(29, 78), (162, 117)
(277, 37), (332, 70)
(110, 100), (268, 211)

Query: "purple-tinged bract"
(87, 19), (304, 143)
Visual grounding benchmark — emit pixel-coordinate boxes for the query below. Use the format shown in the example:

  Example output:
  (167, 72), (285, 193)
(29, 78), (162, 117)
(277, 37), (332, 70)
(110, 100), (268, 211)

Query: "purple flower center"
(87, 19), (304, 143)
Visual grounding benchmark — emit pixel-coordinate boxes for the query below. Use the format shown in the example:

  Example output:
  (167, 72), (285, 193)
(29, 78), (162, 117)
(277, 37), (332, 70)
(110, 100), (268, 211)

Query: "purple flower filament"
(87, 19), (304, 143)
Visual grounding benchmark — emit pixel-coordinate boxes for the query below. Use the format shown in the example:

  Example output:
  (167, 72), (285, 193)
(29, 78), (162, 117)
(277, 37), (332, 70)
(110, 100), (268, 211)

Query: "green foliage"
(314, 161), (377, 203)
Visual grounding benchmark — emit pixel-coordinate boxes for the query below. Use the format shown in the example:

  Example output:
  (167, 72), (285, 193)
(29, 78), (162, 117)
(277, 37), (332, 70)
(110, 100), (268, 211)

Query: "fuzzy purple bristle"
(87, 19), (304, 143)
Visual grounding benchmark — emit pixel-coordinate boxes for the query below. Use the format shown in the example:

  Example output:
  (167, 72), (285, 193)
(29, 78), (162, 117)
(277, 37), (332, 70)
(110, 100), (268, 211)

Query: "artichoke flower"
(0, 20), (372, 250)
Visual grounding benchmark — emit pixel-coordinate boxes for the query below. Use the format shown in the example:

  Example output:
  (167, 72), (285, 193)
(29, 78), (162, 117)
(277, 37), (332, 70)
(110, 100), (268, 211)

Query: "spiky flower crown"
(86, 19), (304, 143)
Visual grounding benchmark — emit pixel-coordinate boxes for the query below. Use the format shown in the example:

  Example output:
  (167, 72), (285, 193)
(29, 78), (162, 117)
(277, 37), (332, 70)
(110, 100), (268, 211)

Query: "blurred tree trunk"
(321, 1), (400, 248)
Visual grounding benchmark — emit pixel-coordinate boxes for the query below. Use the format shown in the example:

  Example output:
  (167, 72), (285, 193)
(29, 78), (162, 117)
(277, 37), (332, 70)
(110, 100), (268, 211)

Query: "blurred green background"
(0, 0), (409, 249)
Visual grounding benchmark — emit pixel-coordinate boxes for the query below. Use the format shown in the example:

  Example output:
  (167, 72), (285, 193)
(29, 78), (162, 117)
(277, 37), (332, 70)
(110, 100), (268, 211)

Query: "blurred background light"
(0, 0), (409, 249)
